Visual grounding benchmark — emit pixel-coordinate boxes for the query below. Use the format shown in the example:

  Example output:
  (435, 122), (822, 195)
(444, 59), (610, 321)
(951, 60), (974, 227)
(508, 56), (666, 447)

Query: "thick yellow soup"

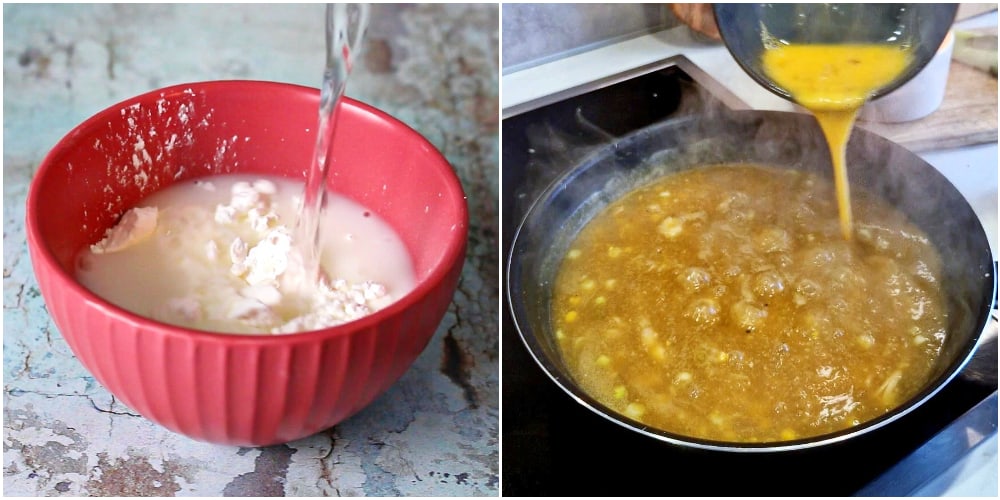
(552, 165), (945, 442)
(761, 44), (913, 240)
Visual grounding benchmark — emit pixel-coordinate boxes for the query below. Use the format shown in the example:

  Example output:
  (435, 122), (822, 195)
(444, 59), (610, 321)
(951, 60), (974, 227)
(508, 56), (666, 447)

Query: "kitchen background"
(4, 3), (497, 496)
(501, 2), (997, 497)
(502, 3), (680, 73)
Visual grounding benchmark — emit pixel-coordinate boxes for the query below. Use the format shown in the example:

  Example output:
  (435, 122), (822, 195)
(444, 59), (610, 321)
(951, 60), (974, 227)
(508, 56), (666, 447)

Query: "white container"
(860, 30), (955, 123)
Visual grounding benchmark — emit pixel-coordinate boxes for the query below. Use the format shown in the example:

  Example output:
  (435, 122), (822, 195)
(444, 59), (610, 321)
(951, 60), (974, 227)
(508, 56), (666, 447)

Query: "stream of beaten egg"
(761, 43), (913, 240)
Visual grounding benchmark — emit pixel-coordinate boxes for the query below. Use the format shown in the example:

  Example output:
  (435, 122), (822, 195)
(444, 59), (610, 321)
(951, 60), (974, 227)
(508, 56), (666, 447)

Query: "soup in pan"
(551, 164), (946, 442)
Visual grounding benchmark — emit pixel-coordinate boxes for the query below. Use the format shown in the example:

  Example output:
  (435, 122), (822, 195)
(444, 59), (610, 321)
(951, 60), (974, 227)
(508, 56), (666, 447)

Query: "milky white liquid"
(76, 174), (416, 334)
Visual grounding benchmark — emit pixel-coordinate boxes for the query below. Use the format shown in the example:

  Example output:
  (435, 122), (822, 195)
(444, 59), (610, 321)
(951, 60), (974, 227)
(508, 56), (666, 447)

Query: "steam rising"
(508, 62), (993, 381)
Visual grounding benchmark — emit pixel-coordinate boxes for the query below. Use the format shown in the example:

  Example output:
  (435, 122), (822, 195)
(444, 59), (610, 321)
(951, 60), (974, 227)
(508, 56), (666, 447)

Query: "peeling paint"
(84, 451), (194, 496)
(222, 446), (296, 497)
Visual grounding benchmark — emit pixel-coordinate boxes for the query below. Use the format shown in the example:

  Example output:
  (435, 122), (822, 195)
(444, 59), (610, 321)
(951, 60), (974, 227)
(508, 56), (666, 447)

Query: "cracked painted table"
(3, 4), (499, 496)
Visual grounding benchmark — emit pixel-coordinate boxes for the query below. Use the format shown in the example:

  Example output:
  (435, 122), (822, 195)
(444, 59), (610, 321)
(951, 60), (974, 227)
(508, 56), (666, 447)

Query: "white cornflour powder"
(76, 174), (416, 334)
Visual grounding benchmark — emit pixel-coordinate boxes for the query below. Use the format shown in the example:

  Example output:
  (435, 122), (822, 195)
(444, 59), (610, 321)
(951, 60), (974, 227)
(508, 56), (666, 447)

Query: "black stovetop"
(501, 57), (997, 497)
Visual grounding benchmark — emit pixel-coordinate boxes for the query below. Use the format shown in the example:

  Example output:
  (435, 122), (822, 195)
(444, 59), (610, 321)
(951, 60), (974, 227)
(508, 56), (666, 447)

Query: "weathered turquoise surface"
(3, 4), (499, 496)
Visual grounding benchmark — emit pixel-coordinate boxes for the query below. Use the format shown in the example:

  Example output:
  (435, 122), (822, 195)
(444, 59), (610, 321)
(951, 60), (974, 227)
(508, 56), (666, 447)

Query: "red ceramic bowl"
(25, 81), (468, 446)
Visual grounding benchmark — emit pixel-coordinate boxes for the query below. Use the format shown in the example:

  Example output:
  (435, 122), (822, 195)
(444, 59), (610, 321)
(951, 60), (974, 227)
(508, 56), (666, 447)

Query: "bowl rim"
(26, 79), (469, 344)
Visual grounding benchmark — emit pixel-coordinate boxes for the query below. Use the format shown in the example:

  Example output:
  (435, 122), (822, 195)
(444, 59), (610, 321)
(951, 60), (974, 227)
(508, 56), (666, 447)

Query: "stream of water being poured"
(297, 3), (371, 285)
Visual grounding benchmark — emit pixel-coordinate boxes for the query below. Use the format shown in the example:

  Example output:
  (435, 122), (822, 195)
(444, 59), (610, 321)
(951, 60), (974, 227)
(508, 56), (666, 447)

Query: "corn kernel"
(567, 249), (582, 259)
(582, 280), (596, 291)
(651, 344), (666, 361)
(596, 355), (611, 367)
(674, 371), (692, 383)
(613, 385), (628, 399)
(605, 279), (617, 289)
(857, 333), (875, 349)
(607, 246), (623, 258)
(565, 311), (579, 323)
(658, 216), (683, 238)
(569, 296), (581, 306)
(595, 296), (606, 306)
(709, 411), (724, 426)
(555, 329), (566, 341)
(625, 403), (646, 419)
(640, 327), (657, 345)
(780, 428), (797, 440)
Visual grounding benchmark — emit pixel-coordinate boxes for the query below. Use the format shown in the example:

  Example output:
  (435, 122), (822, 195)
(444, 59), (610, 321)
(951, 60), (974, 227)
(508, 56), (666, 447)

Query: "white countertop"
(502, 10), (998, 497)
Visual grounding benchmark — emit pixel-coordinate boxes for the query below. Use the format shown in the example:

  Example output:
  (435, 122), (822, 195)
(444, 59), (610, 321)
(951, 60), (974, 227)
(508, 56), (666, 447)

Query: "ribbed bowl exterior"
(26, 81), (468, 446)
(30, 240), (462, 446)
